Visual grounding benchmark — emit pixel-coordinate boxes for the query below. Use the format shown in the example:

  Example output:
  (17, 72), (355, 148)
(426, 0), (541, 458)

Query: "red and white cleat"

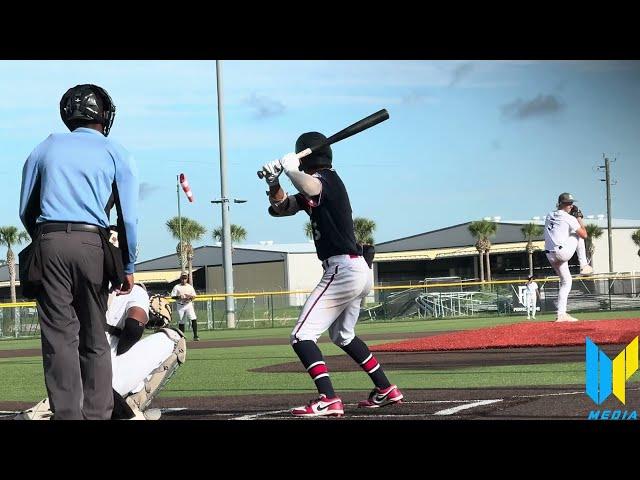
(291, 394), (344, 417)
(358, 385), (404, 408)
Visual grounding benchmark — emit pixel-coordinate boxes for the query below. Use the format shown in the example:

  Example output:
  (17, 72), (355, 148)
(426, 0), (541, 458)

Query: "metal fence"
(2, 273), (639, 338)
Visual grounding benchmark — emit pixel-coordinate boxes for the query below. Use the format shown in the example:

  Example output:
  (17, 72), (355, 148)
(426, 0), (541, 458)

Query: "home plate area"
(151, 386), (640, 420)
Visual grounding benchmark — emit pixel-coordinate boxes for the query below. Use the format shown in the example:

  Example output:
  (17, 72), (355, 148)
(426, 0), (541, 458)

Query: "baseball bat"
(257, 108), (389, 178)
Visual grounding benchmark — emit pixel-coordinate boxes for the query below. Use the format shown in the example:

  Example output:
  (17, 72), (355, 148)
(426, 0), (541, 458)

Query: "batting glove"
(280, 152), (301, 173)
(261, 160), (283, 187)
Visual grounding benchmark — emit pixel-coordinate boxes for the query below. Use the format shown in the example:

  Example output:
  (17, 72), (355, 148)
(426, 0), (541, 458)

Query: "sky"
(1, 60), (639, 262)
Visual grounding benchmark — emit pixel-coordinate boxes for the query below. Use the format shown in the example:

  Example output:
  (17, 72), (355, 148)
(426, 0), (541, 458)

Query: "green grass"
(1, 309), (638, 403)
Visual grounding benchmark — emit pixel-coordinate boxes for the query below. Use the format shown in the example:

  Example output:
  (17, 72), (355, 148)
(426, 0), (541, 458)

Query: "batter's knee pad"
(125, 328), (187, 413)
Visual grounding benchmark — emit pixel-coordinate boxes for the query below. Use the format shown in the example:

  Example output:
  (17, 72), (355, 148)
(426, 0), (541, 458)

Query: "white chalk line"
(433, 399), (503, 415)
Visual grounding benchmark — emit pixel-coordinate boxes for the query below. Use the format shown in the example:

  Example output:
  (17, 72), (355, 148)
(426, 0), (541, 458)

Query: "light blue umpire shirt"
(19, 127), (139, 274)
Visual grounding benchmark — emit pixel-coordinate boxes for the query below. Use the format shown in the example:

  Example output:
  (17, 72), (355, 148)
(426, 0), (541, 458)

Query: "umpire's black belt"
(40, 222), (101, 234)
(544, 246), (563, 253)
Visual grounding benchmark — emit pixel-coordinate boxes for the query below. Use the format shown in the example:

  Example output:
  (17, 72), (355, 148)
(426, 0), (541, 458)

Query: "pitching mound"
(370, 318), (640, 352)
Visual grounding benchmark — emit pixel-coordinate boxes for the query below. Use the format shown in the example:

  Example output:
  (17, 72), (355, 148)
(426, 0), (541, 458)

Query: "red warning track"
(371, 318), (640, 352)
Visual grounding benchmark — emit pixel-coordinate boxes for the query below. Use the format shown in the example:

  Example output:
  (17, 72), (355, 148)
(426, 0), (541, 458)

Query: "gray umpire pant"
(36, 230), (113, 420)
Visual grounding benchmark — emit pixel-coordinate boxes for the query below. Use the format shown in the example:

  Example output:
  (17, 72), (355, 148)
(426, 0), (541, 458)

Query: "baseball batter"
(524, 275), (540, 320)
(17, 285), (186, 420)
(544, 192), (593, 322)
(261, 132), (403, 417)
(171, 273), (199, 341)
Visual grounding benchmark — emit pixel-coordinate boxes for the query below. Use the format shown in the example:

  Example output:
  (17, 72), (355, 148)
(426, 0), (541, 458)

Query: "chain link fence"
(2, 273), (639, 338)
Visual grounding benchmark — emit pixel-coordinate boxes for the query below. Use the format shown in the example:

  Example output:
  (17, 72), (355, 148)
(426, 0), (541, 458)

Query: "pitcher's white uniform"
(544, 210), (588, 315)
(170, 283), (197, 324)
(106, 285), (179, 397)
(524, 281), (539, 319)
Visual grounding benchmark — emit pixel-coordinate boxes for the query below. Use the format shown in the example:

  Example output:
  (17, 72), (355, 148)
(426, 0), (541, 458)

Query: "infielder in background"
(171, 273), (200, 341)
(524, 275), (540, 320)
(261, 132), (403, 418)
(17, 284), (186, 420)
(544, 192), (593, 322)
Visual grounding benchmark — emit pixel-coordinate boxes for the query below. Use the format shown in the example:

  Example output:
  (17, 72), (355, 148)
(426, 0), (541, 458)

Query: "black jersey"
(295, 169), (360, 261)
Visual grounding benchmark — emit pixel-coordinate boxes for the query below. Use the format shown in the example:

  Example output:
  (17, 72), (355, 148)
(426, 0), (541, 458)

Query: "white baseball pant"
(525, 292), (537, 318)
(291, 254), (372, 347)
(546, 236), (588, 315)
(111, 332), (176, 397)
(176, 302), (197, 324)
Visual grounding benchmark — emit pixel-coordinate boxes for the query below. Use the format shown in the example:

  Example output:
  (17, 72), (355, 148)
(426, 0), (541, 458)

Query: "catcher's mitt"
(569, 205), (584, 219)
(148, 294), (172, 329)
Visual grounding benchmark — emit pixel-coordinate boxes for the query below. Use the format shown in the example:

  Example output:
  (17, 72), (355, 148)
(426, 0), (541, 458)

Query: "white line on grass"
(433, 399), (503, 415)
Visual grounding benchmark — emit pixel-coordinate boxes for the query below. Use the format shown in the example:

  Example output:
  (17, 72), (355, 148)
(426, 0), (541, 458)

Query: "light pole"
(211, 197), (247, 327)
(214, 60), (237, 328)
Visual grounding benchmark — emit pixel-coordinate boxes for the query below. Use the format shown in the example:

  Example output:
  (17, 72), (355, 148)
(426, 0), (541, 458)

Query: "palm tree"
(483, 222), (498, 282)
(468, 220), (498, 282)
(632, 229), (640, 258)
(0, 227), (29, 305)
(521, 222), (543, 276)
(585, 224), (604, 264)
(353, 217), (376, 245)
(212, 224), (248, 249)
(166, 216), (206, 284)
(468, 222), (486, 282)
(304, 221), (314, 240)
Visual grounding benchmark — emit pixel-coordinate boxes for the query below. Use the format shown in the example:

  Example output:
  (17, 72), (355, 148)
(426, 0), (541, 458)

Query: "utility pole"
(597, 155), (616, 273)
(215, 60), (236, 329)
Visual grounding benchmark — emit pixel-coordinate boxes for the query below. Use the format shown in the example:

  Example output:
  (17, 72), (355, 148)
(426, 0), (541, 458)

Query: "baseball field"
(2, 310), (639, 420)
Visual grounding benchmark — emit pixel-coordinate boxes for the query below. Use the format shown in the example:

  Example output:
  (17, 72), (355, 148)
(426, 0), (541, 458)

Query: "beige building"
(133, 242), (326, 306)
(584, 219), (640, 274)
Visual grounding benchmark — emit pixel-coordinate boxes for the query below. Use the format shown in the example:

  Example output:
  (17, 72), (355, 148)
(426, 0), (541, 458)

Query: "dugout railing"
(1, 272), (639, 338)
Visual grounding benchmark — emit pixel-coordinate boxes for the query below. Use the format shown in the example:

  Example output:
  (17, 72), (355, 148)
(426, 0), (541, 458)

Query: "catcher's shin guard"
(125, 328), (187, 412)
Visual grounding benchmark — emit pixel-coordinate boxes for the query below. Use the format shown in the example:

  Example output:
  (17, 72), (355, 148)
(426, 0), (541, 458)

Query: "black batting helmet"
(60, 84), (116, 136)
(296, 132), (332, 171)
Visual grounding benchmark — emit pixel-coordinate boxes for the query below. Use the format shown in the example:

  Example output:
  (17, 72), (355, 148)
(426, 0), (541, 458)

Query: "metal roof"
(375, 219), (640, 253)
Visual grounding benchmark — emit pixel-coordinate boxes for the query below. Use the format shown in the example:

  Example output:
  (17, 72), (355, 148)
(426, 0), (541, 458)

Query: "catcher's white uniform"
(107, 285), (179, 397)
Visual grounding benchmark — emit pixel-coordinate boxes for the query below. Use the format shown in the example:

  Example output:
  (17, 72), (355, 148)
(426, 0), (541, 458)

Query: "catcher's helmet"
(296, 132), (332, 171)
(60, 84), (116, 136)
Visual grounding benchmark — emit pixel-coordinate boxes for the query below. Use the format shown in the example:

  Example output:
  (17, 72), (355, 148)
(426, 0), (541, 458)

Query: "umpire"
(19, 84), (139, 420)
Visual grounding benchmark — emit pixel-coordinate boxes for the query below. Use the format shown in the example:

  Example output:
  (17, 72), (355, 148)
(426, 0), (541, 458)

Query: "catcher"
(16, 285), (186, 420)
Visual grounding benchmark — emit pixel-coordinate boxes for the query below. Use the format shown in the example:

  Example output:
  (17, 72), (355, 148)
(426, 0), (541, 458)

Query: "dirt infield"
(253, 345), (603, 372)
(110, 385), (640, 420)
(3, 384), (636, 420)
